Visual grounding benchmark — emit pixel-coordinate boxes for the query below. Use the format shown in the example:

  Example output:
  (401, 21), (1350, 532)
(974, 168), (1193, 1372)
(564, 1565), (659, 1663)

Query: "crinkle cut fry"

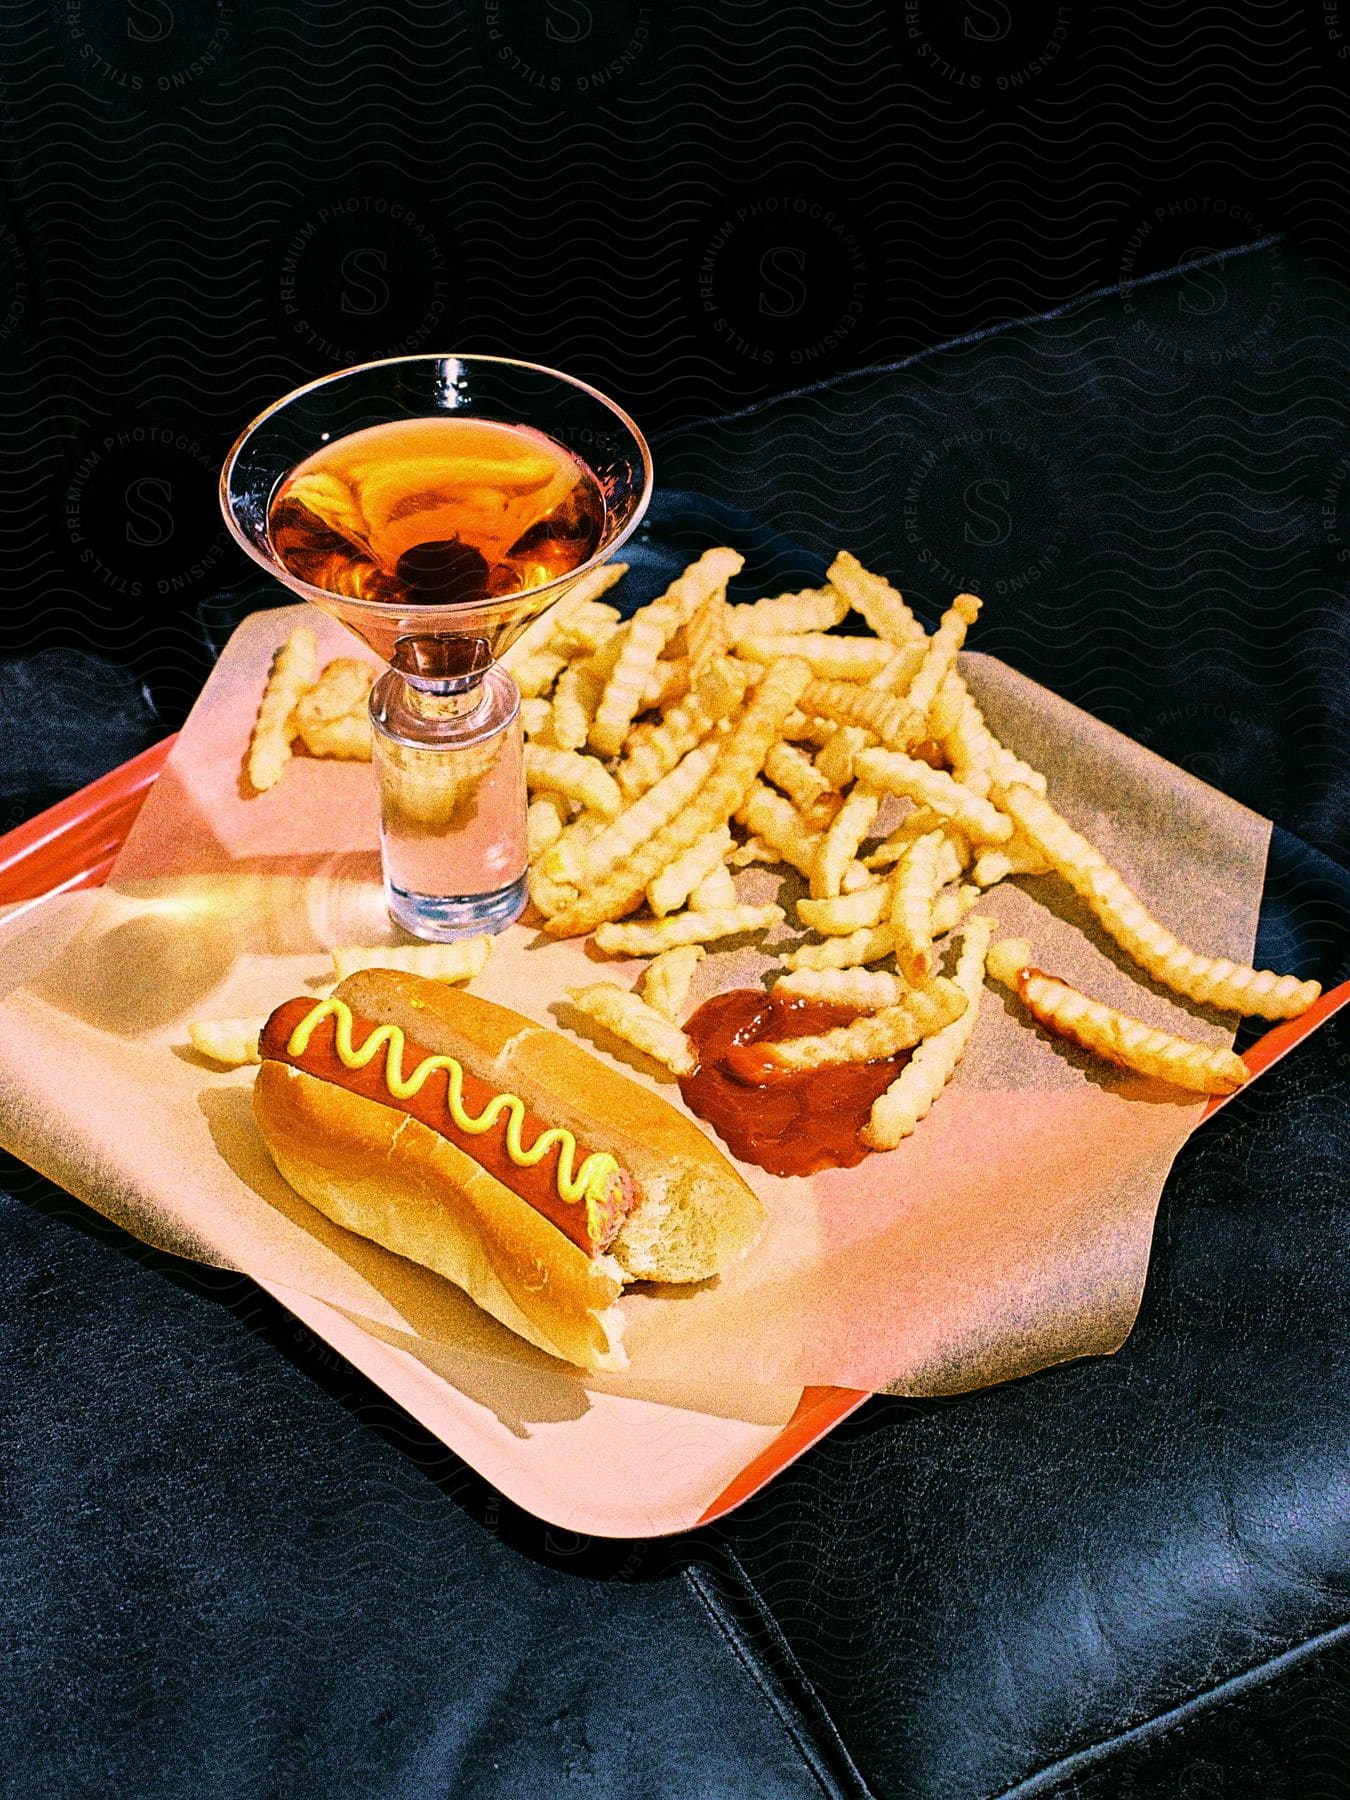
(545, 658), (812, 937)
(827, 550), (926, 645)
(941, 674), (1046, 796)
(726, 586), (848, 639)
(744, 978), (967, 1075)
(567, 983), (697, 1076)
(763, 740), (840, 823)
(615, 656), (752, 800)
(811, 785), (881, 899)
(862, 916), (994, 1149)
(998, 783), (1322, 1020)
(889, 827), (945, 985)
(641, 944), (706, 1020)
(647, 824), (734, 917)
(801, 678), (917, 750)
(735, 780), (824, 877)
(590, 546), (743, 757)
(992, 956), (1250, 1097)
(904, 593), (980, 728)
(774, 964), (911, 1010)
(247, 626), (318, 792)
(546, 739), (721, 887)
(594, 903), (784, 956)
(854, 746), (1012, 845)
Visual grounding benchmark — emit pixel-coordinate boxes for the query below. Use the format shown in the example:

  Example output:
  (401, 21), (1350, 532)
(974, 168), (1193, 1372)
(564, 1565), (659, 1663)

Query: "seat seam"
(992, 1617), (1350, 1799)
(683, 1561), (875, 1800)
(652, 234), (1285, 444)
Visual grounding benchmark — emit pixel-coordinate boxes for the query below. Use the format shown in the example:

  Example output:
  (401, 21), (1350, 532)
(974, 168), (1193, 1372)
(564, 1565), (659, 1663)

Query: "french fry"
(590, 546), (743, 756)
(774, 965), (912, 1010)
(547, 598), (622, 657)
(866, 639), (929, 697)
(780, 709), (831, 742)
(188, 1019), (262, 1067)
(640, 656), (690, 711)
(501, 562), (627, 676)
(291, 656), (375, 761)
(827, 551), (925, 645)
(941, 675), (1046, 796)
(972, 834), (1052, 887)
(804, 831), (960, 932)
(902, 593), (980, 727)
(332, 938), (491, 984)
(566, 983), (696, 1076)
(811, 786), (881, 899)
(862, 915), (995, 1148)
(511, 650), (569, 700)
(855, 747), (1013, 844)
(552, 628), (628, 751)
(733, 978), (966, 1077)
(763, 740), (841, 827)
(247, 626), (318, 792)
(734, 779), (825, 877)
(931, 882), (983, 936)
(291, 712), (370, 762)
(989, 951), (1250, 1096)
(728, 833), (777, 867)
(519, 697), (554, 741)
(687, 589), (730, 677)
(986, 936), (1033, 986)
(814, 723), (873, 789)
(594, 903), (784, 957)
(736, 633), (897, 683)
(646, 824), (734, 917)
(927, 671), (965, 741)
(726, 586), (848, 639)
(523, 745), (623, 819)
(616, 656), (753, 799)
(798, 881), (891, 935)
(781, 924), (896, 971)
(690, 864), (737, 910)
(890, 828), (946, 985)
(641, 944), (706, 1020)
(528, 863), (579, 920)
(997, 784), (1322, 1019)
(548, 739), (722, 887)
(801, 678), (917, 750)
(545, 658), (812, 936)
(862, 805), (948, 868)
(527, 794), (567, 859)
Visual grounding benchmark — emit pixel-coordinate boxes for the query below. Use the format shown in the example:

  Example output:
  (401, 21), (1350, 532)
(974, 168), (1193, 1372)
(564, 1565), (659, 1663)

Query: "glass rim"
(218, 350), (655, 615)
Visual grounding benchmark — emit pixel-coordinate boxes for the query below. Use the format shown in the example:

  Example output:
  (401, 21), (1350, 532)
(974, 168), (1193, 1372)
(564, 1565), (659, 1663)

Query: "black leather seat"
(1, 243), (1346, 1797)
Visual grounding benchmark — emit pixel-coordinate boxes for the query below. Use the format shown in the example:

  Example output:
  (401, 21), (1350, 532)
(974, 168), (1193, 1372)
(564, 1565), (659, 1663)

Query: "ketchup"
(679, 989), (910, 1177)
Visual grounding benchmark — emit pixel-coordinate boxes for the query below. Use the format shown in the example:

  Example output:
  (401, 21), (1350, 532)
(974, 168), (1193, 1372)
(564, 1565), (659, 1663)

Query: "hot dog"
(253, 968), (764, 1371)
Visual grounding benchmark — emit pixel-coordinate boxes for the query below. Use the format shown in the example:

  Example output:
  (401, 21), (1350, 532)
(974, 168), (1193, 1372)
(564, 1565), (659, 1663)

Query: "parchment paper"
(0, 605), (1271, 1397)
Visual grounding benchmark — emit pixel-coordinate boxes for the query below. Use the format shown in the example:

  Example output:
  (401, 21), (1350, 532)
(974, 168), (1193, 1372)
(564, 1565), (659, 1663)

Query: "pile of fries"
(245, 633), (376, 792)
(232, 548), (1322, 1151)
(504, 546), (1320, 1142)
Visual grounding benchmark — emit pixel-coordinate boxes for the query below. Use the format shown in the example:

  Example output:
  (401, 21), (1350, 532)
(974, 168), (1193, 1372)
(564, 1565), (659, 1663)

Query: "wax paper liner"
(0, 606), (1297, 1398)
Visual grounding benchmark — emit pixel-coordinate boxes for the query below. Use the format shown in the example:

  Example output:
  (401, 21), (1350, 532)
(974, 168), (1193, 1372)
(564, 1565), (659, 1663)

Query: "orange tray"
(1, 741), (1345, 1531)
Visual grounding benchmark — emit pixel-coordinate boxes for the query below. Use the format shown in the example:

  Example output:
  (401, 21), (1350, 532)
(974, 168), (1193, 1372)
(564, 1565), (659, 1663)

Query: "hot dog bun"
(252, 969), (764, 1372)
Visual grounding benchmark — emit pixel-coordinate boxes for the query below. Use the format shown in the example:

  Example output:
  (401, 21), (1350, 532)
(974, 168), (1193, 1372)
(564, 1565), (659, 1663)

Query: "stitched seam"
(684, 1562), (874, 1800)
(652, 234), (1285, 446)
(993, 1617), (1350, 1799)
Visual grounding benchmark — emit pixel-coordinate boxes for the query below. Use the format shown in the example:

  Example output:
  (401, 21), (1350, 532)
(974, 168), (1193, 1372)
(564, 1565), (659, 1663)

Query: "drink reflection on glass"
(220, 356), (652, 940)
(267, 417), (606, 606)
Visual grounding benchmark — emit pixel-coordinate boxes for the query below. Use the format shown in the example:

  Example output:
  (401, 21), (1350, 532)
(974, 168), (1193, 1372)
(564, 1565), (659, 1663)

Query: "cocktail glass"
(220, 353), (652, 938)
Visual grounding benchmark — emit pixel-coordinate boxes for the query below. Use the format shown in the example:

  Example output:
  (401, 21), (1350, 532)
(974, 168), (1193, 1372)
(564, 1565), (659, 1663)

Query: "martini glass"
(220, 354), (652, 937)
